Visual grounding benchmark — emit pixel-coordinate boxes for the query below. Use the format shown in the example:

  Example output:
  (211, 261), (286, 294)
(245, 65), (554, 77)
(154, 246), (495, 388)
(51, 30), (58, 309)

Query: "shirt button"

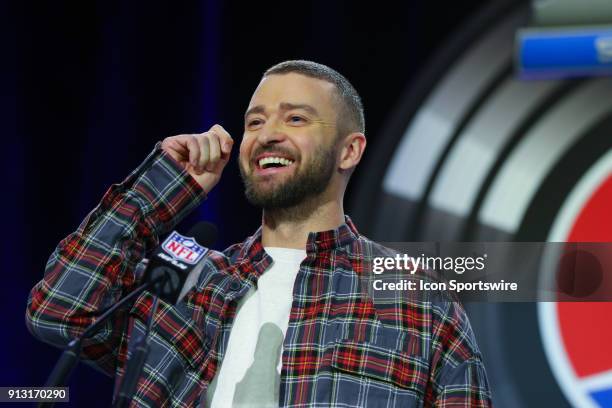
(229, 280), (241, 291)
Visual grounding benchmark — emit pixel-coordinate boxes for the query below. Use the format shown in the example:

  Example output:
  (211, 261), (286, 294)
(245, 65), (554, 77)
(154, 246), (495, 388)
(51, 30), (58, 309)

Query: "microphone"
(141, 221), (218, 304)
(40, 222), (217, 408)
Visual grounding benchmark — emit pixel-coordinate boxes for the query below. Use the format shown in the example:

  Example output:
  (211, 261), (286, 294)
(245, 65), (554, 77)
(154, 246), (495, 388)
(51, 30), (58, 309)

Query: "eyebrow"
(244, 105), (266, 119)
(244, 102), (320, 119)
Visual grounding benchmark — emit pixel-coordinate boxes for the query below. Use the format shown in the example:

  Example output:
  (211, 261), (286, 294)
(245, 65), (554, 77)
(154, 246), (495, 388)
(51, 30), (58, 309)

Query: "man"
(26, 60), (492, 407)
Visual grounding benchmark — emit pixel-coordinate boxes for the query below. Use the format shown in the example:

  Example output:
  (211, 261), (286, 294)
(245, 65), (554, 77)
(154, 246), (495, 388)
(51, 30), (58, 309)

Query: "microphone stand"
(38, 276), (163, 408)
(113, 267), (186, 407)
(112, 278), (164, 408)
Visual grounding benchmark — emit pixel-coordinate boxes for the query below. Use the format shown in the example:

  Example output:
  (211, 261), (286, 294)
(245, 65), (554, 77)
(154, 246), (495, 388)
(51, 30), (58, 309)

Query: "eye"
(288, 115), (307, 125)
(246, 118), (264, 129)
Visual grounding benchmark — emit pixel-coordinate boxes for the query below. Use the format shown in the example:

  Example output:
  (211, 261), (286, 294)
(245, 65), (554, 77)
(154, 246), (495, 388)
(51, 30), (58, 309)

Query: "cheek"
(238, 139), (251, 164)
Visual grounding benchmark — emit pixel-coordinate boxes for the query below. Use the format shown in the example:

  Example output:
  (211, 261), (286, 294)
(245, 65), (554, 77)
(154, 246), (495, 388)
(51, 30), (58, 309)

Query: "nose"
(256, 120), (287, 145)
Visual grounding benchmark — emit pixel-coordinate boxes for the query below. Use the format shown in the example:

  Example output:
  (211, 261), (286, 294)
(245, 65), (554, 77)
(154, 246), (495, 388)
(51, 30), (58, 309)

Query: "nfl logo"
(161, 231), (207, 265)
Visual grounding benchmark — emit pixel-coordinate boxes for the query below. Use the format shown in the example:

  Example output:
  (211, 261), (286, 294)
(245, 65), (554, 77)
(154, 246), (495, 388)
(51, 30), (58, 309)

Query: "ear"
(338, 132), (366, 171)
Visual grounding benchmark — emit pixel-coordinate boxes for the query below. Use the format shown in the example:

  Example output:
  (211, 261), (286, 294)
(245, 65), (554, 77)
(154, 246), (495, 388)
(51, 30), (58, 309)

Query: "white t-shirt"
(204, 247), (306, 408)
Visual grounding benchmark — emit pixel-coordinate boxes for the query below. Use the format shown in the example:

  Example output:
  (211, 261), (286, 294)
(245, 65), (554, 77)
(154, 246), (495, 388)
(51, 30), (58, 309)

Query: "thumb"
(220, 138), (234, 162)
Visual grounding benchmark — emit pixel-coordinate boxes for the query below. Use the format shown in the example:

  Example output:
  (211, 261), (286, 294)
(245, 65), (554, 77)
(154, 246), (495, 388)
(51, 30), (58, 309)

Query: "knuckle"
(198, 133), (210, 145)
(213, 124), (230, 137)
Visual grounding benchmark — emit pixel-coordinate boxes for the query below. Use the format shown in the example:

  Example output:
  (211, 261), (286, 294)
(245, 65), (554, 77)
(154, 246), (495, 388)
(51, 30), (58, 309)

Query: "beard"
(239, 144), (336, 210)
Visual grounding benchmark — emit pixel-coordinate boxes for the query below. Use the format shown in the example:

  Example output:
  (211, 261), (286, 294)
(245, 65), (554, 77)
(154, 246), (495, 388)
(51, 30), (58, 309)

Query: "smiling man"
(27, 60), (492, 407)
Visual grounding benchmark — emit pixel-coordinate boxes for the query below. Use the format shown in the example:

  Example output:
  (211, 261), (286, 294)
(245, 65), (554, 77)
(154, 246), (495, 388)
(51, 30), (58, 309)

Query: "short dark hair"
(264, 60), (365, 138)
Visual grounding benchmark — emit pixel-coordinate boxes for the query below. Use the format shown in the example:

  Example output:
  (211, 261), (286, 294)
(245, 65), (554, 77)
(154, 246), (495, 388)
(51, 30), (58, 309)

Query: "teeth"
(258, 157), (294, 168)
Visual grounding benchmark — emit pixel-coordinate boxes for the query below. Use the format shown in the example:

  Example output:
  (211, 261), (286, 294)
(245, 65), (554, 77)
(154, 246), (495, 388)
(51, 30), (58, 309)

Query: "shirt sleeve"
(25, 144), (205, 375)
(424, 301), (493, 407)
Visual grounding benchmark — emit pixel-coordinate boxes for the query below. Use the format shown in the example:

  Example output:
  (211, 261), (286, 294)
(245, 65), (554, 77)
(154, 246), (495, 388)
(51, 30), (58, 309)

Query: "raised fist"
(161, 124), (233, 193)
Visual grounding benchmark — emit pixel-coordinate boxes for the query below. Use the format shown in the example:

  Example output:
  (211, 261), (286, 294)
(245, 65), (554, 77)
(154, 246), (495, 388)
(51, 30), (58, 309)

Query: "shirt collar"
(305, 215), (360, 253)
(239, 215), (360, 263)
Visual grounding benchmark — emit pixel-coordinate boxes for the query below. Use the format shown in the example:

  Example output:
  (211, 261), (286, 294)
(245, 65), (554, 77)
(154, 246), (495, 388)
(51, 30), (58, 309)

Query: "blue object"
(516, 26), (612, 79)
(591, 387), (612, 407)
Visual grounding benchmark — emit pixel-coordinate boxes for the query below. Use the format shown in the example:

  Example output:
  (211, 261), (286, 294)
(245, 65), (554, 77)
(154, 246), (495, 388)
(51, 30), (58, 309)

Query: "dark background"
(4, 1), (487, 405)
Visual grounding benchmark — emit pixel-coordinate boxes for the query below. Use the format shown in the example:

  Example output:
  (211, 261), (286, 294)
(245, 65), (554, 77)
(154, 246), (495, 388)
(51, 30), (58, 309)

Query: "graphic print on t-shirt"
(232, 322), (283, 406)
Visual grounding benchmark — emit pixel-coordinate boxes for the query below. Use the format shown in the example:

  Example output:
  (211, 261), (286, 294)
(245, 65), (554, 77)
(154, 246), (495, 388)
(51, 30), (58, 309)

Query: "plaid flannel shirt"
(26, 145), (492, 407)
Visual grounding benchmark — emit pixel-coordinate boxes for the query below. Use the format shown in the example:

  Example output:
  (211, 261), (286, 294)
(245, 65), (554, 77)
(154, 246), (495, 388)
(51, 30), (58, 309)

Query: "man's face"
(239, 73), (340, 209)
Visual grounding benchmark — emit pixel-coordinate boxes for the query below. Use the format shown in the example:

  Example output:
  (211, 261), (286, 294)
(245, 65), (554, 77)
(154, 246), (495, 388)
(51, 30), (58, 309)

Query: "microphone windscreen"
(186, 221), (218, 248)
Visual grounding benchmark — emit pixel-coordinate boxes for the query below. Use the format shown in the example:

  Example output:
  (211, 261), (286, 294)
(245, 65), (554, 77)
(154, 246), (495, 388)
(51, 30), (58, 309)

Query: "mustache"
(251, 145), (298, 161)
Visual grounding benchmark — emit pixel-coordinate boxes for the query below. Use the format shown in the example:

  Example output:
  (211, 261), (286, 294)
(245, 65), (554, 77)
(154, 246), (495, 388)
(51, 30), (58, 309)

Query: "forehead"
(247, 73), (337, 114)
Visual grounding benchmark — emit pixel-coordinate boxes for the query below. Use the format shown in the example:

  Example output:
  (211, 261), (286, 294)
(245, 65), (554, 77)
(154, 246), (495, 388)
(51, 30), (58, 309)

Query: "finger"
(210, 124), (233, 154)
(185, 135), (201, 171)
(162, 136), (188, 161)
(207, 131), (221, 171)
(196, 133), (210, 173)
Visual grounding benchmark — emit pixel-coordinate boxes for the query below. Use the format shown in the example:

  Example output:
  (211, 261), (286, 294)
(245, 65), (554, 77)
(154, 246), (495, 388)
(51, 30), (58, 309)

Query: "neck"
(261, 194), (345, 249)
